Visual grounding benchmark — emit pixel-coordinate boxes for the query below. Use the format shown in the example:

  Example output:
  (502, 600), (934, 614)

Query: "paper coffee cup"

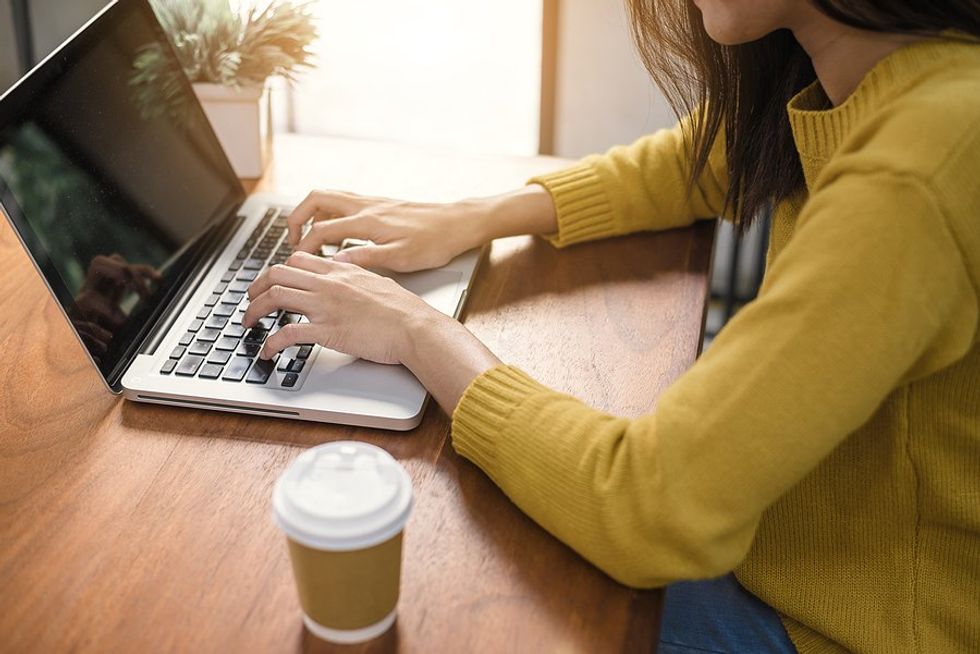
(272, 441), (413, 644)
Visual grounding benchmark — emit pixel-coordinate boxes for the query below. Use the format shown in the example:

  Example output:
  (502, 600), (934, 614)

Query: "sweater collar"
(787, 36), (974, 183)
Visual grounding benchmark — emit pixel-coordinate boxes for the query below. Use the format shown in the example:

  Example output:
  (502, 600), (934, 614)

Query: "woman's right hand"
(287, 191), (492, 273)
(286, 185), (559, 273)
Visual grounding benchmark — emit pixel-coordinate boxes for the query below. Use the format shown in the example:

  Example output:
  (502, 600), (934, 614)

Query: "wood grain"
(0, 135), (714, 653)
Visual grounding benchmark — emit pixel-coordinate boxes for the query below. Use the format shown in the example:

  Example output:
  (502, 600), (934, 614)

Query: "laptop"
(0, 0), (481, 431)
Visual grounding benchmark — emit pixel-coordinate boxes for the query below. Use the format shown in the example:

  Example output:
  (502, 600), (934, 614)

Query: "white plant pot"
(193, 82), (272, 179)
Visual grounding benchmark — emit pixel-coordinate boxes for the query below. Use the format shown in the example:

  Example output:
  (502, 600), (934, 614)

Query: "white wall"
(0, 0), (109, 93)
(0, 0), (22, 92)
(552, 0), (676, 158)
(29, 0), (109, 60)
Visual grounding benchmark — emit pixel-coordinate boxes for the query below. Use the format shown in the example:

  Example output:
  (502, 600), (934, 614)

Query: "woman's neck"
(789, 12), (924, 106)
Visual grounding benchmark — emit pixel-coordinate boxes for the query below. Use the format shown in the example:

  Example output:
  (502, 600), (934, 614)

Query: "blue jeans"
(658, 574), (797, 653)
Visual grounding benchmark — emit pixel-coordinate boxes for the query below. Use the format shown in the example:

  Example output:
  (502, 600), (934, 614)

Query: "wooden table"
(0, 135), (715, 653)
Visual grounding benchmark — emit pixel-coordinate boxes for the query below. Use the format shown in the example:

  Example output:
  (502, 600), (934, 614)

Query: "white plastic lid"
(272, 441), (413, 551)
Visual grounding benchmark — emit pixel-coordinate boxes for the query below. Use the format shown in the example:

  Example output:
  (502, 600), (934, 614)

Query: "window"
(285, 1), (543, 156)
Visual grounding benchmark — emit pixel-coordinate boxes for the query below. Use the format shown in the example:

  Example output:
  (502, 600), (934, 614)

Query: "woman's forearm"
(471, 185), (558, 244)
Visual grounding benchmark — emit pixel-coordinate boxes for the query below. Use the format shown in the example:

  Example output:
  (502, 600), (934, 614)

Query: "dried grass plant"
(151, 0), (317, 87)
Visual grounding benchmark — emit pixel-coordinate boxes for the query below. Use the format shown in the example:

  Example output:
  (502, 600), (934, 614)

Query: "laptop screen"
(0, 0), (245, 388)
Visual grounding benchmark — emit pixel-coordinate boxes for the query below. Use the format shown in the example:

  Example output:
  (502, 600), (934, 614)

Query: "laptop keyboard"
(159, 207), (317, 390)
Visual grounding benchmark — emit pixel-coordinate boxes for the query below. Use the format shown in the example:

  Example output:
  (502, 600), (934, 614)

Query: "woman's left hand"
(243, 251), (438, 364)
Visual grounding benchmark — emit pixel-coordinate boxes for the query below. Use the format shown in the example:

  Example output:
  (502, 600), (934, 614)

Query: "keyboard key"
(279, 312), (301, 327)
(196, 307), (210, 320)
(212, 304), (236, 317)
(236, 247), (250, 259)
(236, 269), (260, 282)
(277, 358), (293, 372)
(243, 258), (265, 270)
(175, 355), (204, 376)
(244, 328), (268, 343)
(188, 340), (212, 356)
(213, 282), (229, 294)
(221, 292), (245, 305)
(220, 270), (235, 283)
(203, 293), (221, 307)
(198, 363), (223, 380)
(187, 319), (204, 333)
(288, 359), (306, 373)
(246, 357), (276, 384)
(196, 328), (221, 342)
(229, 280), (251, 293)
(215, 336), (240, 351)
(222, 357), (251, 381)
(206, 316), (229, 330)
(281, 372), (299, 388)
(224, 324), (246, 339)
(237, 342), (261, 358)
(160, 359), (177, 375)
(257, 316), (277, 331)
(207, 350), (233, 365)
(229, 258), (244, 271)
(169, 345), (186, 359)
(178, 332), (194, 347)
(296, 344), (313, 359)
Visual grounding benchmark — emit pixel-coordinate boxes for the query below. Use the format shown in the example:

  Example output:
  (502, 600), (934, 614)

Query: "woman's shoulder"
(854, 39), (980, 181)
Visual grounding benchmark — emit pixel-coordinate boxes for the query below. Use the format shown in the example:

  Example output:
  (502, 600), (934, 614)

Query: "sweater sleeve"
(528, 117), (730, 248)
(451, 171), (977, 588)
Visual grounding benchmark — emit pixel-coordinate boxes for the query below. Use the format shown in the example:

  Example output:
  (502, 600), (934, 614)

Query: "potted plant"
(141, 0), (317, 178)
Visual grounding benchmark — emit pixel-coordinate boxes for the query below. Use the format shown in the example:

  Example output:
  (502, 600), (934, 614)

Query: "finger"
(131, 263), (162, 280)
(91, 259), (129, 285)
(287, 191), (365, 245)
(332, 244), (399, 269)
(243, 286), (315, 328)
(247, 263), (323, 300)
(261, 322), (321, 360)
(294, 216), (372, 254)
(283, 250), (340, 274)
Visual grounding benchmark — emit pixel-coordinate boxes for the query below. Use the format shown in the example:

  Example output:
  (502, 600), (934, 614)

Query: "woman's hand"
(244, 251), (503, 413)
(244, 252), (436, 364)
(285, 185), (559, 273)
(287, 191), (490, 273)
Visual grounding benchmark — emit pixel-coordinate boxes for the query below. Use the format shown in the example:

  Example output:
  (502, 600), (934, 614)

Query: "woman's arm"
(281, 116), (728, 272)
(446, 171), (975, 587)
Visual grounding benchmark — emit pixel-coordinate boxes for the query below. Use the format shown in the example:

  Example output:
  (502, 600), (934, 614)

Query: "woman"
(243, 1), (980, 651)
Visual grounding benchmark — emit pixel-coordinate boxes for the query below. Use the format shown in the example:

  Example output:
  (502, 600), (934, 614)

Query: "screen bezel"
(0, 0), (247, 392)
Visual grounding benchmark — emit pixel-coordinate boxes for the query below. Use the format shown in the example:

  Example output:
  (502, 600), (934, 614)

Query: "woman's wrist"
(401, 309), (501, 414)
(468, 185), (558, 244)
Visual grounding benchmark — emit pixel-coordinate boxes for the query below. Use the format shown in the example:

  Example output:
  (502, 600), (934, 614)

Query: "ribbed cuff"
(451, 365), (548, 472)
(528, 162), (618, 248)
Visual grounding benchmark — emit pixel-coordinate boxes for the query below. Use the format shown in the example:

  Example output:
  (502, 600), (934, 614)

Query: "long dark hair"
(626, 0), (980, 230)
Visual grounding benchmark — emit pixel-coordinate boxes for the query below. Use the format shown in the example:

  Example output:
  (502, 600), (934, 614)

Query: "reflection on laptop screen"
(0, 0), (243, 385)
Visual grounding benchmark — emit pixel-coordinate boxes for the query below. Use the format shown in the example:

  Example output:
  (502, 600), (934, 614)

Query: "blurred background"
(0, 0), (769, 343)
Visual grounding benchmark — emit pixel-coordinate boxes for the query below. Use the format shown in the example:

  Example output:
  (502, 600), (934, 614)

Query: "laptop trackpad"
(384, 269), (463, 316)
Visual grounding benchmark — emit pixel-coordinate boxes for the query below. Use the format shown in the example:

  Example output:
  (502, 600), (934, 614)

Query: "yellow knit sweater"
(451, 38), (980, 653)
